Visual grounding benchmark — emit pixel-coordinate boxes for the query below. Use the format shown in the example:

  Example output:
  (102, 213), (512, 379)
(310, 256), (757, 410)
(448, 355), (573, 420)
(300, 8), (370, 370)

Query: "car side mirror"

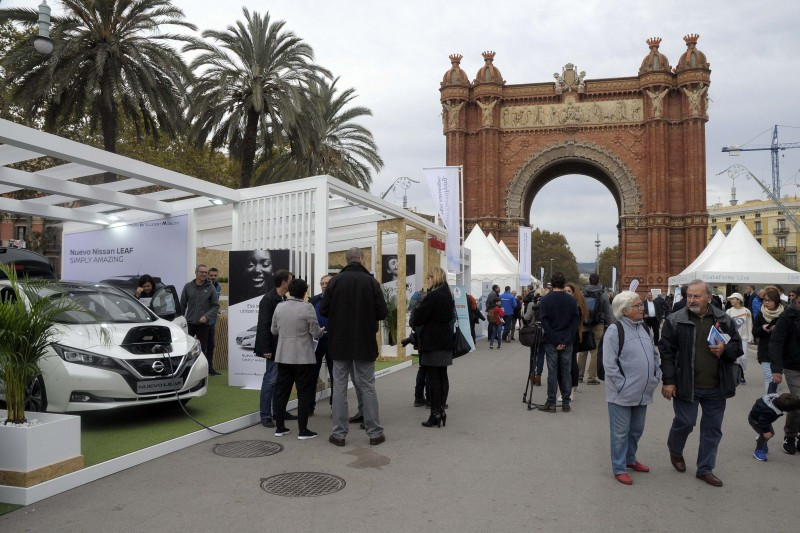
(150, 285), (182, 320)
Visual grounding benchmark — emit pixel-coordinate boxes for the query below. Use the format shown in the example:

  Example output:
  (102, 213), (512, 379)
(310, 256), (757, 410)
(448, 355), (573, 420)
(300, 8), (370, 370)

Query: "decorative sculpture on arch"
(476, 98), (498, 126)
(682, 84), (707, 116)
(645, 87), (670, 118)
(443, 101), (465, 130)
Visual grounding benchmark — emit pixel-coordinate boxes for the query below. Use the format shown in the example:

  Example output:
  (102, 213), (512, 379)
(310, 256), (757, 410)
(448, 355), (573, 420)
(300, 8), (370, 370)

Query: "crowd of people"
(163, 260), (800, 488)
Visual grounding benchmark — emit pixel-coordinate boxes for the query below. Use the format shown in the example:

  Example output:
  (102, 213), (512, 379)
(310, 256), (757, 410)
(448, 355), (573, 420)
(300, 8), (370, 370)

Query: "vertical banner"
(518, 226), (532, 286)
(423, 166), (461, 272)
(612, 266), (617, 293)
(452, 285), (475, 351)
(228, 249), (291, 388)
(540, 267), (545, 284)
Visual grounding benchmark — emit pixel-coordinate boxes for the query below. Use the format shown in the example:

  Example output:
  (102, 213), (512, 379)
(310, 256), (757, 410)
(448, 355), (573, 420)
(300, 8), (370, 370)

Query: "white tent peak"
(465, 225), (514, 275)
(680, 228), (726, 276)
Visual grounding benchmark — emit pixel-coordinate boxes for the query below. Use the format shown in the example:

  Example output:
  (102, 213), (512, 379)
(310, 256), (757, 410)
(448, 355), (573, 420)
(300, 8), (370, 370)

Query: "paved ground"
(1, 340), (796, 532)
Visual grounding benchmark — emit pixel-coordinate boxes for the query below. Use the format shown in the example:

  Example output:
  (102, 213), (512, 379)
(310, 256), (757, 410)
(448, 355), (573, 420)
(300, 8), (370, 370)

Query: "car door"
(150, 285), (188, 333)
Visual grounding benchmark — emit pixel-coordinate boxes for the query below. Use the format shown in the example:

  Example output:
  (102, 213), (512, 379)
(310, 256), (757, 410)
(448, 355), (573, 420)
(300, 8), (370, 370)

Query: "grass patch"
(79, 370), (260, 466)
(0, 503), (21, 516)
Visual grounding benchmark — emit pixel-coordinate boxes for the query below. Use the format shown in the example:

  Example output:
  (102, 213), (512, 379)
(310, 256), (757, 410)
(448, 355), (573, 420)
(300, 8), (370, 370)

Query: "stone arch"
(505, 140), (642, 223)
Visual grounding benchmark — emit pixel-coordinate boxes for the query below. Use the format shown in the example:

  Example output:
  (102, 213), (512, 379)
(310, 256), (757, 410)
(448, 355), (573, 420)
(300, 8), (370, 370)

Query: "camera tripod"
(522, 323), (547, 410)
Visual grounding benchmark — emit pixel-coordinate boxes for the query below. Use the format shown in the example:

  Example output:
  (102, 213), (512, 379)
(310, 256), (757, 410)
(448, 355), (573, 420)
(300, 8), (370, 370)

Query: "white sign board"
(62, 214), (189, 289)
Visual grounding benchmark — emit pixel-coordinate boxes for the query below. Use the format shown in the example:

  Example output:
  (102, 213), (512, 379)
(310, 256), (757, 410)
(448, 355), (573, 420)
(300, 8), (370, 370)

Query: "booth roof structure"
(669, 220), (800, 287)
(0, 118), (446, 289)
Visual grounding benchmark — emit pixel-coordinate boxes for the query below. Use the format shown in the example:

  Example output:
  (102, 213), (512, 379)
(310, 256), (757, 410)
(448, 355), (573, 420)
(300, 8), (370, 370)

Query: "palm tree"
(185, 9), (327, 189)
(256, 77), (383, 190)
(0, 0), (195, 170)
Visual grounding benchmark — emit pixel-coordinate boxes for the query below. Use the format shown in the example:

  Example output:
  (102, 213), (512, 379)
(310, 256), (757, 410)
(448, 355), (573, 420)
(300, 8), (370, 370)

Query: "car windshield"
(37, 285), (155, 324)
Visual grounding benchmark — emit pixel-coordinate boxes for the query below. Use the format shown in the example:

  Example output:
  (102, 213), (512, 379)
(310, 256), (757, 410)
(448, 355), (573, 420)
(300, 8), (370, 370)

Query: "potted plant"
(0, 263), (91, 424)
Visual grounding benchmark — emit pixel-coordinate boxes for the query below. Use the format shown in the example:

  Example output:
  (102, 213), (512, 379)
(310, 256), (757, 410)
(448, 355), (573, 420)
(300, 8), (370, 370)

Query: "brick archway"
(439, 37), (712, 291)
(505, 141), (642, 222)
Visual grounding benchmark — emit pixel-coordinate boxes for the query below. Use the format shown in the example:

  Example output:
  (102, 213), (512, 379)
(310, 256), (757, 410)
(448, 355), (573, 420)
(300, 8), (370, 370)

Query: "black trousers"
(425, 365), (449, 411)
(644, 317), (661, 344)
(274, 363), (316, 431)
(188, 323), (214, 371)
(311, 337), (333, 408)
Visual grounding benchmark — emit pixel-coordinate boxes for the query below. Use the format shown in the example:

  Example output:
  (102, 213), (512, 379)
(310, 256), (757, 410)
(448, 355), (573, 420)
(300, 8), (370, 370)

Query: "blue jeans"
(545, 343), (573, 404)
(608, 403), (648, 474)
(488, 323), (502, 347)
(259, 358), (278, 421)
(667, 387), (726, 476)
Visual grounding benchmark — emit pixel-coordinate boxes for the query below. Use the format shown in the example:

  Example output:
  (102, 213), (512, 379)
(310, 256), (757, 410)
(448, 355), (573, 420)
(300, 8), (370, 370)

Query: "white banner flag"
(518, 226), (532, 286)
(423, 166), (461, 272)
(540, 266), (545, 284)
(612, 266), (617, 293)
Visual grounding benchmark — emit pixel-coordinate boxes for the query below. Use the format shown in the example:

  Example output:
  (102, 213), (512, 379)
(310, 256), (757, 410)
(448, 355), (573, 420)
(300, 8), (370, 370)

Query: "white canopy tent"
(669, 220), (800, 287)
(465, 225), (518, 300)
(668, 229), (726, 287)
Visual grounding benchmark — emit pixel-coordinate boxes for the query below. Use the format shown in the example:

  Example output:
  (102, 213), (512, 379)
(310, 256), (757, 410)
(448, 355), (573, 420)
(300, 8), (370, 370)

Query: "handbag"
(577, 329), (596, 352)
(453, 324), (471, 358)
(518, 324), (541, 347)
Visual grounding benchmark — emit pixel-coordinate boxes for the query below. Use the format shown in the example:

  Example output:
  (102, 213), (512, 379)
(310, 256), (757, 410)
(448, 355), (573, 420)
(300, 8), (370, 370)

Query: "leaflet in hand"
(706, 325), (730, 345)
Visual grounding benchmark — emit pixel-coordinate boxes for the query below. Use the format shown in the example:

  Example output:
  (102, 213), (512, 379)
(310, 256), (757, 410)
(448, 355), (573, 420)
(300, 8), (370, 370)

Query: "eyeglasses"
(629, 303), (644, 309)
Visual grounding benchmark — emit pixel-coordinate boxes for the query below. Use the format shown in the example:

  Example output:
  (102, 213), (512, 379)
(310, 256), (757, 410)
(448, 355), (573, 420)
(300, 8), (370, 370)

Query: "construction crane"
(722, 125), (800, 198)
(718, 164), (800, 234)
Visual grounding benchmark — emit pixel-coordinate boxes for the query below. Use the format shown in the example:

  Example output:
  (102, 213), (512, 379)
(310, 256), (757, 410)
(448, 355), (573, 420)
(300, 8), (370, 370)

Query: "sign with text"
(423, 166), (460, 272)
(62, 214), (189, 290)
(518, 226), (532, 286)
(452, 284), (475, 352)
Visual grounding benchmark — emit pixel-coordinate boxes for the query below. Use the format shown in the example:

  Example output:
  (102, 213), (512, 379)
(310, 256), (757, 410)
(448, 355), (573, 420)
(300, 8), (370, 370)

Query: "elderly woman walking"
(603, 290), (661, 485)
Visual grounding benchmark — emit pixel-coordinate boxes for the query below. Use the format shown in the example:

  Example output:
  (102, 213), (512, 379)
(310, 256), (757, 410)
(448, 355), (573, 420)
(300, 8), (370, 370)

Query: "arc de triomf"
(440, 35), (711, 292)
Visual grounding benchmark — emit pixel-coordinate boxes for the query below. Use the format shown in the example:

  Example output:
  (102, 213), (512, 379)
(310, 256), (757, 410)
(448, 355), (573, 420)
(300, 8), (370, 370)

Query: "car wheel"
(24, 375), (48, 412)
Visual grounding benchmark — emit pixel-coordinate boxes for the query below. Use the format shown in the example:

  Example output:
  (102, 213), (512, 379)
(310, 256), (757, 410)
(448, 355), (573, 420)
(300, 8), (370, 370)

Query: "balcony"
(773, 227), (790, 235)
(768, 246), (797, 253)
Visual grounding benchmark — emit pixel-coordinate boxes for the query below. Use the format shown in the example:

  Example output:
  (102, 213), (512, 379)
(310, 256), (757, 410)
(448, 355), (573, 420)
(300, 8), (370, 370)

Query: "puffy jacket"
(767, 304), (800, 373)
(659, 304), (743, 401)
(603, 317), (661, 406)
(412, 283), (455, 352)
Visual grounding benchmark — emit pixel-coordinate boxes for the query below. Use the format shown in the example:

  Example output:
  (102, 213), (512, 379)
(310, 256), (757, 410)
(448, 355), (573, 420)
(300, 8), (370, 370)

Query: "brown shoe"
(328, 435), (345, 447)
(369, 434), (386, 446)
(670, 454), (687, 473)
(534, 375), (542, 386)
(696, 472), (723, 487)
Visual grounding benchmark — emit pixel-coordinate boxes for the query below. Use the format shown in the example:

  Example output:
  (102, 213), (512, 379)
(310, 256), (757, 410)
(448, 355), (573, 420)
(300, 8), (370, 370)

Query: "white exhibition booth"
(668, 219), (800, 289)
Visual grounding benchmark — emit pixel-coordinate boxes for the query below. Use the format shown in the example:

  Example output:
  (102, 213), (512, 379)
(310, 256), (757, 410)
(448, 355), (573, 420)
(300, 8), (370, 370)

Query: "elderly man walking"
(321, 248), (388, 446)
(659, 279), (742, 487)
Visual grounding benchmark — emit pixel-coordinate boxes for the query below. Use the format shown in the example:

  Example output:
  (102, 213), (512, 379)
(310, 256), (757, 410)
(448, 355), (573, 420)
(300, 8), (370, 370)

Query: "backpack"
(597, 322), (651, 381)
(583, 289), (605, 325)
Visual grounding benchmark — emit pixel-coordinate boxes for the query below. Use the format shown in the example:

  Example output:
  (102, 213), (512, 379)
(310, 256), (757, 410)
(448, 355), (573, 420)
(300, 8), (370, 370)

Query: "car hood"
(52, 318), (194, 358)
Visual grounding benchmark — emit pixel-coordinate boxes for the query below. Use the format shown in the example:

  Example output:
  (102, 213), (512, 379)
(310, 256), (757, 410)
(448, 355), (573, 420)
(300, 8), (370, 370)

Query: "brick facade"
(440, 36), (711, 292)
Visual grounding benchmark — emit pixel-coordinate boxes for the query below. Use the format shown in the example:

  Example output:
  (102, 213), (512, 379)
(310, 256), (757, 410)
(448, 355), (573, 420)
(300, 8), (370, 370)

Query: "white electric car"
(235, 325), (257, 350)
(0, 281), (208, 413)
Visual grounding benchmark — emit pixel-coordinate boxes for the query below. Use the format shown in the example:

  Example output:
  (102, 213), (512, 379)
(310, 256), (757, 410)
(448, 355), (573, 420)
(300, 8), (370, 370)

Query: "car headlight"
(185, 339), (202, 365)
(53, 345), (126, 372)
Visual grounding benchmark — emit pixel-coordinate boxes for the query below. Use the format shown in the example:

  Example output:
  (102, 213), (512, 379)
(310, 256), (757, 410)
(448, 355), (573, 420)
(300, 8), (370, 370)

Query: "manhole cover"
(260, 472), (346, 497)
(213, 440), (283, 458)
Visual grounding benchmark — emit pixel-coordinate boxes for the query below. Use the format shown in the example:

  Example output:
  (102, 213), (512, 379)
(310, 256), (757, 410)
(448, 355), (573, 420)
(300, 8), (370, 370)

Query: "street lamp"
(32, 1), (53, 55)
(549, 258), (554, 280)
(380, 176), (420, 208)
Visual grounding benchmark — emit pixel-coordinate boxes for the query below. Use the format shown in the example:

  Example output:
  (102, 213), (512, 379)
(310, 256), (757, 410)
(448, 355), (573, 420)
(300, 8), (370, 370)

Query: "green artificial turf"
(80, 370), (260, 466)
(0, 503), (22, 516)
(80, 358), (409, 466)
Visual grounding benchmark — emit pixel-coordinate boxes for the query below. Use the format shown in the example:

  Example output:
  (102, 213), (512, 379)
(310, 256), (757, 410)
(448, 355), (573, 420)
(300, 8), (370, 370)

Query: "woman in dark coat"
(752, 286), (785, 394)
(412, 266), (455, 428)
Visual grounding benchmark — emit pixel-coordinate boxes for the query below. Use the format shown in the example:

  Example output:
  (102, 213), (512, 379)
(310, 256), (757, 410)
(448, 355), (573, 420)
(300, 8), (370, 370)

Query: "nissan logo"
(151, 360), (166, 373)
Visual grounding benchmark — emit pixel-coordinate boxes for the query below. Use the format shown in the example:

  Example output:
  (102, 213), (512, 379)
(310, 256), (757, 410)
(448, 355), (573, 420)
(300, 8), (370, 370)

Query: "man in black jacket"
(254, 269), (295, 428)
(643, 291), (666, 344)
(767, 288), (800, 455)
(660, 280), (743, 487)
(321, 248), (388, 447)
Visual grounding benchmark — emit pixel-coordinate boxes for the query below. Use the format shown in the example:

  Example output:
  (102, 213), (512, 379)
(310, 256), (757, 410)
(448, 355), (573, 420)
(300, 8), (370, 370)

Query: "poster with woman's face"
(381, 254), (416, 282)
(228, 249), (290, 306)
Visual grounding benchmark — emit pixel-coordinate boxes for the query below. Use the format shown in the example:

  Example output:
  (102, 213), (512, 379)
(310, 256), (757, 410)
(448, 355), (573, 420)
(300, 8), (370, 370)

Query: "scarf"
(761, 303), (785, 323)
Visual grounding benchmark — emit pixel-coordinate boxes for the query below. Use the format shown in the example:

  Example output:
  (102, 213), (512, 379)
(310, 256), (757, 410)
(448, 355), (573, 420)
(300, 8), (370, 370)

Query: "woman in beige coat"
(271, 278), (324, 439)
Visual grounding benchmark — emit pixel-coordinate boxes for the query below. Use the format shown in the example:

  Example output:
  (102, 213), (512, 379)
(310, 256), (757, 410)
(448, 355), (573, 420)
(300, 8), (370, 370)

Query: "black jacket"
(659, 304), (743, 401)
(644, 296), (666, 322)
(768, 304), (800, 373)
(752, 312), (777, 364)
(320, 262), (388, 361)
(749, 393), (783, 433)
(412, 283), (455, 352)
(254, 289), (284, 356)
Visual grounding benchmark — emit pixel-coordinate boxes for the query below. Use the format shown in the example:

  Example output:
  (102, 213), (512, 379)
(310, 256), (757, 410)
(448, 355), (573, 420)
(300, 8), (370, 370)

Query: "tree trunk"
(99, 72), (117, 184)
(239, 109), (259, 189)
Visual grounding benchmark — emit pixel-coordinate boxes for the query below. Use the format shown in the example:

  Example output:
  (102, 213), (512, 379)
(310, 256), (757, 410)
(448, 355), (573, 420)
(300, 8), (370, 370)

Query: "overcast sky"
(5, 0), (800, 261)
